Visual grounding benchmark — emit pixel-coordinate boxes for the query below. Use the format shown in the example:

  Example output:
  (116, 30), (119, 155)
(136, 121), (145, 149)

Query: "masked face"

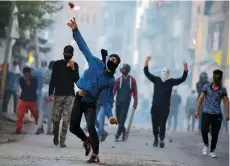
(106, 56), (119, 73)
(63, 53), (73, 61)
(213, 74), (222, 85)
(161, 67), (169, 82)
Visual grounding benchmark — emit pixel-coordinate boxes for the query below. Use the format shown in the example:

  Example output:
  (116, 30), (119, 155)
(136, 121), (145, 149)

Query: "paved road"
(0, 127), (228, 166)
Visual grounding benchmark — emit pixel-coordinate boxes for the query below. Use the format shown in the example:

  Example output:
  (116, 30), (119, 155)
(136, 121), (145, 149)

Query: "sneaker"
(60, 143), (67, 148)
(53, 135), (59, 146)
(86, 155), (100, 164)
(83, 138), (91, 156)
(47, 131), (53, 135)
(114, 138), (119, 142)
(100, 131), (108, 142)
(153, 140), (158, 147)
(202, 146), (208, 155)
(210, 151), (217, 158)
(159, 140), (165, 148)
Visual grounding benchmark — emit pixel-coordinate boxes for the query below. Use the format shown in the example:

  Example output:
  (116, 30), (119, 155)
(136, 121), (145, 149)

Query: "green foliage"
(0, 1), (63, 38)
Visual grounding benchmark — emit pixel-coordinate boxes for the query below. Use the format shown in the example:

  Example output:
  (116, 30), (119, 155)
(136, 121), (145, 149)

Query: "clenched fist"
(109, 117), (117, 125)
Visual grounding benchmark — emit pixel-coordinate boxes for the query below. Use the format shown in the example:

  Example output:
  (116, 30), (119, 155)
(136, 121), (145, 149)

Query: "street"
(0, 127), (228, 166)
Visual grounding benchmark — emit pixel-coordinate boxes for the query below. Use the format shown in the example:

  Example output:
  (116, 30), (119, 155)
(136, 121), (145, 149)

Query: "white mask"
(161, 67), (169, 82)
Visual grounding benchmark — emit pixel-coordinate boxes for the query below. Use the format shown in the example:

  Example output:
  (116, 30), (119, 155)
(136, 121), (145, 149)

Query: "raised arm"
(67, 17), (94, 63)
(143, 56), (157, 83)
(170, 63), (188, 86)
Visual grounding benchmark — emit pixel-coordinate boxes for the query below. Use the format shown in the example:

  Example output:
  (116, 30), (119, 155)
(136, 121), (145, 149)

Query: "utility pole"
(35, 27), (41, 68)
(221, 1), (229, 86)
(192, 0), (205, 89)
(0, 1), (16, 99)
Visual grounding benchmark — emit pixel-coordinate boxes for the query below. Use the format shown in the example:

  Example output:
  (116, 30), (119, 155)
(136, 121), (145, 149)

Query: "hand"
(226, 114), (229, 121)
(109, 117), (117, 125)
(67, 60), (75, 70)
(184, 62), (188, 71)
(133, 105), (137, 110)
(49, 95), (54, 101)
(145, 56), (152, 62)
(67, 17), (78, 29)
(195, 110), (199, 119)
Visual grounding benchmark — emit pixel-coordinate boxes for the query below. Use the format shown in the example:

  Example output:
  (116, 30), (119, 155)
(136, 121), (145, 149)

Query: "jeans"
(2, 90), (18, 113)
(96, 106), (105, 137)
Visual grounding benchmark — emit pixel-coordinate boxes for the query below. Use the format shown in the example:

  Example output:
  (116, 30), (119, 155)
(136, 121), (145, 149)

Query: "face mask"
(106, 56), (118, 72)
(161, 67), (169, 82)
(213, 74), (221, 85)
(64, 55), (73, 61)
(121, 68), (128, 75)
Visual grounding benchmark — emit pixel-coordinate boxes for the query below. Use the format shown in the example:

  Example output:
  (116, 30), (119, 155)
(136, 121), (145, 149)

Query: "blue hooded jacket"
(73, 28), (114, 118)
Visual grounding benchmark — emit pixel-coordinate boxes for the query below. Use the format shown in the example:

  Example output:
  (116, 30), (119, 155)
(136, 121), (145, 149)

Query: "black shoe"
(100, 131), (108, 142)
(153, 140), (158, 147)
(35, 127), (44, 135)
(47, 131), (53, 135)
(86, 155), (100, 164)
(14, 129), (21, 135)
(159, 140), (165, 148)
(60, 143), (67, 148)
(53, 135), (59, 146)
(83, 138), (91, 156)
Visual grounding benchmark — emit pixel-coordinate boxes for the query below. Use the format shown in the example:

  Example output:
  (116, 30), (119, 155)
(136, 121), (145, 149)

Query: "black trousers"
(2, 90), (18, 113)
(115, 102), (130, 139)
(151, 104), (170, 141)
(69, 92), (99, 154)
(201, 113), (222, 152)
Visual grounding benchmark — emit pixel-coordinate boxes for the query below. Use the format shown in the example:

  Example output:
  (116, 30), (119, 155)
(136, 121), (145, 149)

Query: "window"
(207, 21), (224, 53)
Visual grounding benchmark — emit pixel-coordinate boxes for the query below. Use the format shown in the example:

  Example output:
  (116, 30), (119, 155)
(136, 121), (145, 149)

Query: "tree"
(0, 1), (63, 38)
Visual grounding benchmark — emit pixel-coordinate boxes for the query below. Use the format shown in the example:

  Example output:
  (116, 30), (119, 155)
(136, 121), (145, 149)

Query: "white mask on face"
(161, 67), (169, 82)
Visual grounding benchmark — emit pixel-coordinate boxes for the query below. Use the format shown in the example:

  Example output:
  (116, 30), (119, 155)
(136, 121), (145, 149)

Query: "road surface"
(0, 127), (228, 166)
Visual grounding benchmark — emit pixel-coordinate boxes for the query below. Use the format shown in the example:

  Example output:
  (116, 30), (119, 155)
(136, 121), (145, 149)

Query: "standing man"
(195, 69), (229, 158)
(167, 89), (181, 131)
(16, 67), (38, 134)
(144, 56), (188, 148)
(49, 45), (79, 148)
(185, 90), (197, 132)
(2, 61), (21, 114)
(196, 72), (209, 132)
(113, 63), (138, 142)
(68, 17), (119, 163)
(36, 61), (56, 135)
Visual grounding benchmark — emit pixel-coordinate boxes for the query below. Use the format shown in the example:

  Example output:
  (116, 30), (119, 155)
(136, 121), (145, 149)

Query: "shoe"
(100, 131), (108, 142)
(153, 140), (158, 147)
(60, 143), (67, 148)
(159, 140), (165, 148)
(210, 151), (217, 158)
(53, 135), (59, 146)
(14, 129), (21, 134)
(83, 138), (91, 156)
(86, 155), (100, 164)
(202, 145), (208, 155)
(114, 138), (119, 142)
(35, 127), (44, 135)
